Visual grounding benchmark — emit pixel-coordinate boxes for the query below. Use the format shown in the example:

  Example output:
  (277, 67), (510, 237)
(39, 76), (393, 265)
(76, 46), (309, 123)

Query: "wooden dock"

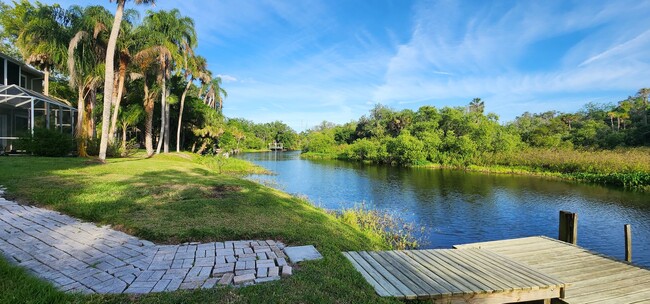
(455, 236), (650, 303)
(343, 247), (566, 303)
(345, 236), (650, 303)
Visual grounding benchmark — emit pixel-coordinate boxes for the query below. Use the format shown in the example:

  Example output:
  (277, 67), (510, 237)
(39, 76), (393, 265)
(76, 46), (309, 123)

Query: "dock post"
(558, 211), (577, 244)
(625, 224), (632, 262)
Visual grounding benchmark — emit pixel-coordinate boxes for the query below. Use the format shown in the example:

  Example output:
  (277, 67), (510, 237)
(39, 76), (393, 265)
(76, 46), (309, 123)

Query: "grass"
(303, 147), (650, 191)
(0, 152), (401, 304)
(479, 148), (650, 190)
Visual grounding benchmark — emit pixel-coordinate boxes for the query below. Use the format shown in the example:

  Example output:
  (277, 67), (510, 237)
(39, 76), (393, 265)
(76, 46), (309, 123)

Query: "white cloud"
(217, 74), (238, 83)
(372, 0), (650, 120)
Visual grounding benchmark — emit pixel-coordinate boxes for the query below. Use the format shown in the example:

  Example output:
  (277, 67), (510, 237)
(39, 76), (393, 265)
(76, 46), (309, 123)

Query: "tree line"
(301, 92), (650, 167)
(0, 0), (265, 158)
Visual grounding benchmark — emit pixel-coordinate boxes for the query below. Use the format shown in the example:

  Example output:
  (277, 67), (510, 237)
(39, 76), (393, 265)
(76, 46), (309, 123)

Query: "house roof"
(0, 84), (76, 111)
(0, 51), (45, 77)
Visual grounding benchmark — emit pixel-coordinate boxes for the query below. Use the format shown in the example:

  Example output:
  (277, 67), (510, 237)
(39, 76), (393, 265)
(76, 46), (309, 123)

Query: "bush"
(17, 128), (74, 157)
(385, 131), (427, 166)
(86, 138), (121, 158)
(338, 203), (423, 250)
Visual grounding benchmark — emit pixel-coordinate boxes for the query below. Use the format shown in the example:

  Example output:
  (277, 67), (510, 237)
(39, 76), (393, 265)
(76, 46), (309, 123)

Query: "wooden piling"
(625, 224), (632, 262)
(558, 211), (577, 244)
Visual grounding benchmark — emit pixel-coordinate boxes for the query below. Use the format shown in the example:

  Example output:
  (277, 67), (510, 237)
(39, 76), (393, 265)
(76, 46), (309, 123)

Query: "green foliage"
(338, 204), (423, 250)
(385, 131), (427, 165)
(86, 137), (122, 158)
(302, 131), (337, 154)
(17, 128), (74, 157)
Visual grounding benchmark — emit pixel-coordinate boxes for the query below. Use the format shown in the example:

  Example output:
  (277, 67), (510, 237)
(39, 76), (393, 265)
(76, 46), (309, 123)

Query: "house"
(0, 52), (76, 153)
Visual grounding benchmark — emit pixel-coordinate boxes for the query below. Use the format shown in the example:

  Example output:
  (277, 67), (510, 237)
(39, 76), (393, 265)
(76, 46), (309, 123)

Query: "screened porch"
(0, 84), (76, 153)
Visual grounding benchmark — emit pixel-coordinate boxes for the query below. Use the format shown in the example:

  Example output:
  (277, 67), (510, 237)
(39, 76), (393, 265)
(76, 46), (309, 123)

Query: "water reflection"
(237, 151), (650, 267)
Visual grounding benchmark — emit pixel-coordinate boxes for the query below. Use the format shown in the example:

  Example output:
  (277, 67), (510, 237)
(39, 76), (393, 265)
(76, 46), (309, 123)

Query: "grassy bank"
(0, 153), (400, 303)
(302, 148), (650, 191)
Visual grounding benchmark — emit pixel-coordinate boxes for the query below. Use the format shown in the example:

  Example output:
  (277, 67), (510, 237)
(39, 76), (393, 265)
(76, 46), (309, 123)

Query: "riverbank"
(301, 147), (650, 191)
(0, 153), (400, 303)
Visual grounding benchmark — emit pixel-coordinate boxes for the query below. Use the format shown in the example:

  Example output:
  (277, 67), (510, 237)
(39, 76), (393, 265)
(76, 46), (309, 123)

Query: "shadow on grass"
(0, 155), (399, 304)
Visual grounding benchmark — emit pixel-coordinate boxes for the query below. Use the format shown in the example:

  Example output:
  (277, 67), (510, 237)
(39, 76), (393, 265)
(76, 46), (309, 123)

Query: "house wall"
(1, 54), (44, 92)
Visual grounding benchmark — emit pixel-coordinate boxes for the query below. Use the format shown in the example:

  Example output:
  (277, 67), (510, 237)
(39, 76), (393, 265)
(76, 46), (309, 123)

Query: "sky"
(42, 0), (650, 131)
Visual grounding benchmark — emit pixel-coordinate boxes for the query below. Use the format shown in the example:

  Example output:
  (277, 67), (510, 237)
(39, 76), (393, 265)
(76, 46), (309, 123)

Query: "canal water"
(237, 151), (650, 267)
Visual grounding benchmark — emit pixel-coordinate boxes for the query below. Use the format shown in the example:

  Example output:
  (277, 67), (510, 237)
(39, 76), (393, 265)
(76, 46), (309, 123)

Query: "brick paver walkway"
(0, 187), (293, 294)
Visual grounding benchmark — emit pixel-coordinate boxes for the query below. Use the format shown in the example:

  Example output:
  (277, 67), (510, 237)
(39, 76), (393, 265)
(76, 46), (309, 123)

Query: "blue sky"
(43, 0), (650, 131)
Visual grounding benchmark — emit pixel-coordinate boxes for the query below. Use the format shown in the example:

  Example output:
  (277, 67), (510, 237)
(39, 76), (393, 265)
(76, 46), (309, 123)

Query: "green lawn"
(0, 153), (400, 304)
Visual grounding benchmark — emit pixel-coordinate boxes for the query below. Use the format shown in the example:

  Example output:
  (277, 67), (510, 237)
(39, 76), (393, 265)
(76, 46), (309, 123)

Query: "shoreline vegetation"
(302, 148), (650, 191)
(300, 99), (650, 192)
(0, 153), (417, 304)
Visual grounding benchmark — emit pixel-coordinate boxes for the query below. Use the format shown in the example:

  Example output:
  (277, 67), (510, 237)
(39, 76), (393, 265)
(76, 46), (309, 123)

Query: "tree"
(140, 9), (197, 154)
(176, 54), (208, 152)
(469, 98), (485, 114)
(12, 2), (70, 96)
(98, 0), (154, 161)
(108, 11), (139, 144)
(205, 76), (228, 112)
(118, 103), (143, 151)
(637, 88), (649, 126)
(67, 5), (113, 156)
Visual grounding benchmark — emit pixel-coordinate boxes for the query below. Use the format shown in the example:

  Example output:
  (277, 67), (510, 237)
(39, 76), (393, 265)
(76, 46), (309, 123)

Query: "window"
(7, 61), (19, 85)
(0, 58), (5, 85)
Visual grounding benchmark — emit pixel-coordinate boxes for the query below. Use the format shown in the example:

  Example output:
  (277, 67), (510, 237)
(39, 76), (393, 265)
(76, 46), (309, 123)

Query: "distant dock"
(268, 142), (284, 151)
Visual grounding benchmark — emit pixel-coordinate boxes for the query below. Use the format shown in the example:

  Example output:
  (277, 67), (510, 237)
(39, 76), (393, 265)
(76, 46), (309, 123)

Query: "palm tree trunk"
(88, 89), (96, 138)
(43, 66), (50, 96)
(108, 58), (127, 143)
(610, 116), (614, 129)
(121, 123), (127, 152)
(143, 80), (154, 157)
(98, 0), (125, 161)
(176, 79), (192, 152)
(164, 98), (170, 153)
(156, 60), (166, 154)
(76, 87), (87, 157)
(617, 117), (621, 130)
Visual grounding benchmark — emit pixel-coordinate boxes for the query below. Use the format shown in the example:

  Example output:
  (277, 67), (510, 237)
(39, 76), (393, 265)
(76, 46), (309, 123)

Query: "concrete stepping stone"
(283, 245), (323, 263)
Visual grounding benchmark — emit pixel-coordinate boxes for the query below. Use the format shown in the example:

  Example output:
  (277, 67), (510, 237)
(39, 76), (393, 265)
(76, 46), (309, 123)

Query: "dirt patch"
(210, 185), (243, 198)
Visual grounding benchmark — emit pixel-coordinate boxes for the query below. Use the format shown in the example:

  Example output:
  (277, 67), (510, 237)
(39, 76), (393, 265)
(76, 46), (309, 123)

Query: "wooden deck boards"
(344, 247), (565, 302)
(455, 236), (650, 304)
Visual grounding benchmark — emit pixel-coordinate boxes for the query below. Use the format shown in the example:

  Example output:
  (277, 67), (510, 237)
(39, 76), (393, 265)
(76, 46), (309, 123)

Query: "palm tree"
(141, 9), (197, 154)
(468, 98), (484, 114)
(205, 77), (228, 112)
(67, 5), (113, 156)
(108, 10), (139, 144)
(133, 45), (166, 157)
(16, 3), (69, 96)
(98, 0), (154, 161)
(118, 104), (143, 152)
(637, 88), (650, 126)
(607, 111), (617, 130)
(176, 54), (208, 152)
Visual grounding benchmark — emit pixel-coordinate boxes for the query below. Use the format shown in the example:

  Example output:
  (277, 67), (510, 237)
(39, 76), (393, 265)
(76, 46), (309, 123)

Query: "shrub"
(86, 138), (121, 158)
(344, 138), (382, 162)
(338, 203), (423, 250)
(385, 131), (427, 166)
(17, 128), (74, 157)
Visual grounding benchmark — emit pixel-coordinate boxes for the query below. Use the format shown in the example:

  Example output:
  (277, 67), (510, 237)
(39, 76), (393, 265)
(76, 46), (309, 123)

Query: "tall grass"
(336, 204), (424, 250)
(480, 147), (650, 190)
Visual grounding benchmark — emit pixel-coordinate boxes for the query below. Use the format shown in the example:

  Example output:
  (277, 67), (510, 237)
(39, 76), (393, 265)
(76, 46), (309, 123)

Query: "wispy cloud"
(373, 0), (650, 120)
(217, 74), (238, 83)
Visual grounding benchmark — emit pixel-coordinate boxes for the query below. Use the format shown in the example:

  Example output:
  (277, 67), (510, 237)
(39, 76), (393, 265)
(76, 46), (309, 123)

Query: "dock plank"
(342, 252), (391, 297)
(457, 236), (650, 304)
(358, 251), (418, 299)
(345, 244), (565, 302)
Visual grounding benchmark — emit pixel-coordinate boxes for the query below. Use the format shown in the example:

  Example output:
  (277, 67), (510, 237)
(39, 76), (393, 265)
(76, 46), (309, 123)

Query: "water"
(237, 151), (650, 267)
